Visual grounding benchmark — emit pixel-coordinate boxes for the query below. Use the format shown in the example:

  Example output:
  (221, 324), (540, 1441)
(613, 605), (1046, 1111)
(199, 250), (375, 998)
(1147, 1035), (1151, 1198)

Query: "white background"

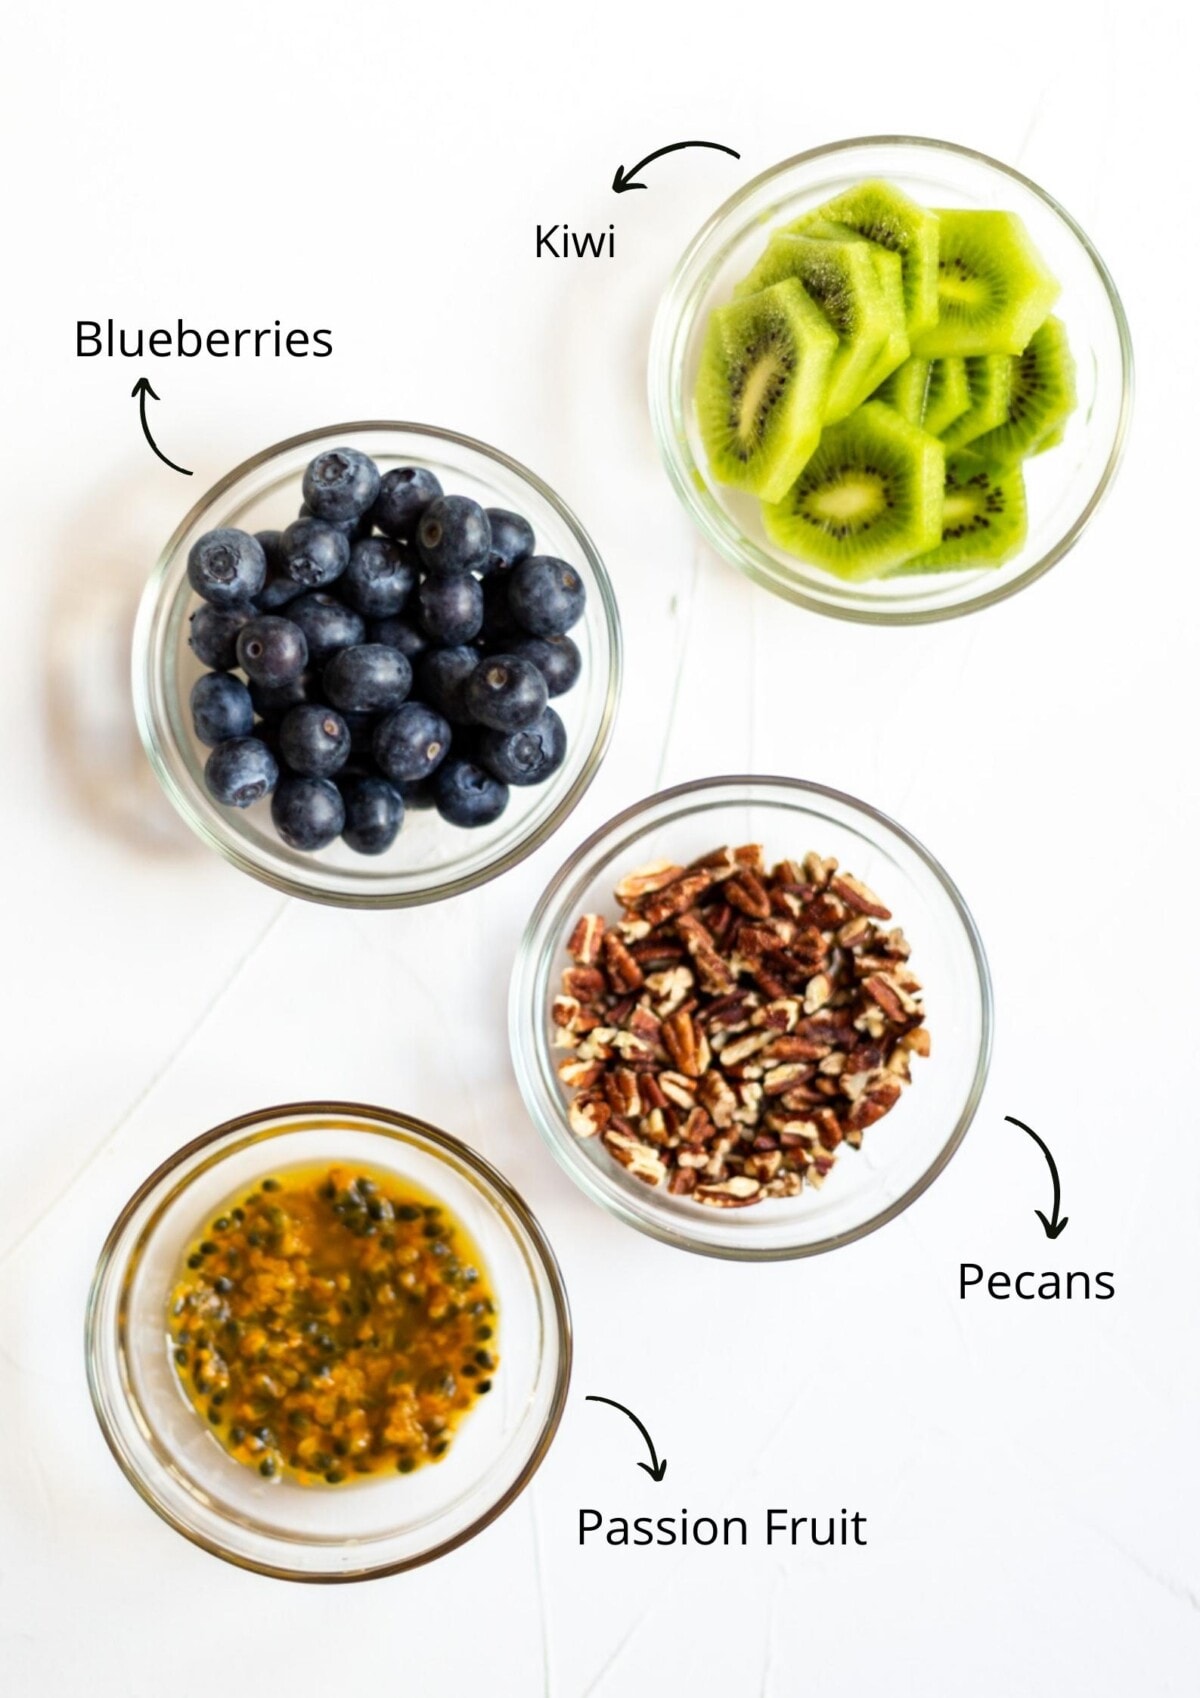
(4, 1), (1198, 1692)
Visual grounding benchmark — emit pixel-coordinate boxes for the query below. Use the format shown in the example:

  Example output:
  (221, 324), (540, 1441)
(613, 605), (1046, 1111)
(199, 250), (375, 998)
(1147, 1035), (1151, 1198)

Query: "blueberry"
(507, 634), (582, 697)
(373, 702), (451, 785)
(297, 502), (371, 542)
(204, 737), (278, 808)
(190, 671), (254, 747)
(481, 508), (535, 575)
(279, 704), (351, 778)
(324, 643), (412, 715)
(418, 571), (483, 644)
(301, 448), (381, 524)
(508, 555), (586, 637)
(341, 536), (417, 619)
(340, 775), (405, 855)
(255, 533), (305, 610)
(367, 615), (429, 662)
(370, 466), (443, 539)
(288, 593), (365, 666)
(236, 616), (308, 687)
(280, 518), (351, 589)
(187, 528), (267, 607)
(416, 495), (491, 574)
(433, 760), (509, 828)
(188, 602), (255, 670)
(271, 775), (345, 852)
(249, 669), (317, 722)
(463, 654), (548, 731)
(478, 707), (566, 787)
(416, 646), (478, 724)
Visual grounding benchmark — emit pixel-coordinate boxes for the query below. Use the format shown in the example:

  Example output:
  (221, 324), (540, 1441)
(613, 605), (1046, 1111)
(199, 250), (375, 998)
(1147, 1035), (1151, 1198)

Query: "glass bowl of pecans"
(510, 777), (992, 1259)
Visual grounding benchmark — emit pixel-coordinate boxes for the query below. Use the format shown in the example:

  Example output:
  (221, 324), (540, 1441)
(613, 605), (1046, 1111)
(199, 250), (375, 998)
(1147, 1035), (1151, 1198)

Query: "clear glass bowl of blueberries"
(134, 424), (622, 905)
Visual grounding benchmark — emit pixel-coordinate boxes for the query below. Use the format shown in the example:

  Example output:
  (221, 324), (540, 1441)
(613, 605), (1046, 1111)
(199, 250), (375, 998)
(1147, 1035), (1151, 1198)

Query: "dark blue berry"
(478, 708), (566, 787)
(508, 555), (586, 637)
(288, 593), (365, 666)
(416, 495), (491, 574)
(416, 646), (478, 724)
(368, 616), (429, 662)
(191, 671), (254, 747)
(433, 760), (509, 828)
(417, 571), (483, 644)
(301, 448), (381, 524)
(340, 775), (405, 855)
(236, 616), (308, 688)
(341, 537), (416, 619)
(370, 466), (443, 539)
(373, 702), (451, 785)
(204, 737), (278, 808)
(255, 532), (305, 610)
(279, 704), (351, 778)
(507, 634), (582, 697)
(463, 654), (548, 731)
(271, 776), (345, 851)
(324, 644), (413, 715)
(188, 602), (255, 670)
(249, 669), (317, 721)
(280, 518), (351, 589)
(297, 502), (371, 542)
(481, 508), (535, 575)
(187, 529), (267, 607)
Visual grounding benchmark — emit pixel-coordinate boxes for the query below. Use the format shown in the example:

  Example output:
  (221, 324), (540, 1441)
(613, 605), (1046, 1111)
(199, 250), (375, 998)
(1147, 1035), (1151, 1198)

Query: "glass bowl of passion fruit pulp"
(133, 421), (622, 907)
(85, 1103), (571, 1580)
(650, 136), (1132, 624)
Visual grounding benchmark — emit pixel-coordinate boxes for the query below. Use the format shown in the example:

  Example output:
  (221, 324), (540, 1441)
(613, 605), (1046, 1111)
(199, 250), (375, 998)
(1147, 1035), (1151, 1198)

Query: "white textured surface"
(4, 1), (1198, 1692)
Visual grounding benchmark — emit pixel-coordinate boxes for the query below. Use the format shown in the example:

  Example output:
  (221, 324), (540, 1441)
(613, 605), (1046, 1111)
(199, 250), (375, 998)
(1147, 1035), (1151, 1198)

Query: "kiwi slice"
(968, 316), (1076, 468)
(941, 356), (1014, 450)
(762, 401), (944, 580)
(789, 182), (940, 339)
(735, 234), (895, 422)
(913, 209), (1060, 357)
(697, 279), (838, 502)
(895, 453), (1027, 574)
(873, 356), (969, 437)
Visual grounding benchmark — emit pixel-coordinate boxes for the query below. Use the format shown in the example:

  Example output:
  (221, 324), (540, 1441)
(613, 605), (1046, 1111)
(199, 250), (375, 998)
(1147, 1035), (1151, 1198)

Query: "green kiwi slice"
(873, 356), (969, 436)
(968, 316), (1076, 468)
(941, 356), (1014, 450)
(697, 279), (838, 502)
(895, 452), (1027, 574)
(735, 234), (896, 422)
(789, 182), (940, 339)
(913, 209), (1060, 357)
(762, 401), (944, 580)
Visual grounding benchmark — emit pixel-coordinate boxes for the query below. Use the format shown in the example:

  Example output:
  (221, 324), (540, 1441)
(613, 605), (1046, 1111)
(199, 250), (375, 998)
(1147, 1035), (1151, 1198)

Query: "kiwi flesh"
(895, 452), (1027, 574)
(873, 356), (969, 437)
(788, 221), (910, 392)
(763, 400), (944, 580)
(913, 209), (1060, 357)
(696, 278), (838, 502)
(735, 234), (895, 422)
(969, 316), (1076, 468)
(940, 355), (1014, 451)
(789, 181), (940, 339)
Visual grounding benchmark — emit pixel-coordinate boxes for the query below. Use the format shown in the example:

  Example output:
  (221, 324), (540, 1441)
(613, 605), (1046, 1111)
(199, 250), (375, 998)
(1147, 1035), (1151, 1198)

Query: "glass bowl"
(649, 136), (1132, 624)
(85, 1103), (571, 1581)
(132, 423), (622, 906)
(510, 777), (992, 1259)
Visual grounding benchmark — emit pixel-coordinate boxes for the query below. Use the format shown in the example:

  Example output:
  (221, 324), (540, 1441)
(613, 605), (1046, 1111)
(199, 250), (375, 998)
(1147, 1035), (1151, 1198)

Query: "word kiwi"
(535, 224), (615, 259)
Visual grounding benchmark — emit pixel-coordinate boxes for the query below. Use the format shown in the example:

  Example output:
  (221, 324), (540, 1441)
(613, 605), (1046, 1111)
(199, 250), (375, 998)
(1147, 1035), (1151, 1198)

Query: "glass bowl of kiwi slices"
(650, 136), (1132, 624)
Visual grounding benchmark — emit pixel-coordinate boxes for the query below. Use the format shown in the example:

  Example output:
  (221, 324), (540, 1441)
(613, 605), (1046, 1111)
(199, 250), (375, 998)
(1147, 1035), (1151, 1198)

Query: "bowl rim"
(132, 420), (623, 908)
(648, 133), (1135, 626)
(84, 1099), (573, 1582)
(510, 773), (994, 1259)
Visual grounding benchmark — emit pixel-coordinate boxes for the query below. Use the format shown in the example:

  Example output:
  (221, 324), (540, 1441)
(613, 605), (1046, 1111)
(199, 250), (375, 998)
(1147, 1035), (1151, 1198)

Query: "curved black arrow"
(613, 139), (740, 195)
(1006, 1115), (1068, 1238)
(586, 1395), (667, 1480)
(131, 378), (192, 476)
